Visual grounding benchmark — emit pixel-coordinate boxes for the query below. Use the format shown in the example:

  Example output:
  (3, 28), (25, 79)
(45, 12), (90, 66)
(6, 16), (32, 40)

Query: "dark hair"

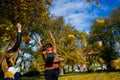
(41, 43), (53, 52)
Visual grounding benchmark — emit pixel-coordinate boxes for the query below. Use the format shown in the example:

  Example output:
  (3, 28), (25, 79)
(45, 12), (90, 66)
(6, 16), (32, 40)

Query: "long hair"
(0, 40), (18, 72)
(0, 40), (14, 64)
(4, 40), (16, 52)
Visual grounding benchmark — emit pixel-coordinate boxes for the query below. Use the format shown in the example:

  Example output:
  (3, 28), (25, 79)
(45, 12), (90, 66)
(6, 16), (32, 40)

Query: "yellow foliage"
(99, 58), (105, 64)
(98, 41), (102, 47)
(80, 32), (86, 40)
(113, 58), (120, 69)
(78, 48), (83, 52)
(59, 72), (120, 80)
(22, 35), (30, 43)
(41, 12), (47, 17)
(83, 41), (88, 47)
(6, 27), (10, 31)
(2, 37), (10, 42)
(68, 34), (75, 38)
(96, 18), (105, 23)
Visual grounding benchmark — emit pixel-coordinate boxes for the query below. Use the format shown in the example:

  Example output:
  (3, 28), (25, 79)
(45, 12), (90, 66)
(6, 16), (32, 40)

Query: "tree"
(0, 0), (52, 44)
(0, 0), (53, 75)
(88, 7), (120, 70)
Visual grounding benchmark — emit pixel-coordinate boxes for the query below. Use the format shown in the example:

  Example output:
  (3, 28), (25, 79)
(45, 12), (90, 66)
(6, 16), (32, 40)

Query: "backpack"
(45, 51), (54, 66)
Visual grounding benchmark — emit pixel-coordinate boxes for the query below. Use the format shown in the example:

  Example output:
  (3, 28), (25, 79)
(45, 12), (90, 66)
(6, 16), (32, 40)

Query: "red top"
(45, 62), (60, 70)
(45, 64), (54, 70)
(53, 62), (60, 69)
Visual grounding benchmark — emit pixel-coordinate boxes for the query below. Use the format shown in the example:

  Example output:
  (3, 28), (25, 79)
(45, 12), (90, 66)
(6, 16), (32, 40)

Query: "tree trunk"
(60, 67), (64, 75)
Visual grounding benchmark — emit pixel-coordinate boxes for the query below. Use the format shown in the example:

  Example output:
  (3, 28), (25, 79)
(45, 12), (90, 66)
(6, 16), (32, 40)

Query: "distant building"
(83, 50), (107, 71)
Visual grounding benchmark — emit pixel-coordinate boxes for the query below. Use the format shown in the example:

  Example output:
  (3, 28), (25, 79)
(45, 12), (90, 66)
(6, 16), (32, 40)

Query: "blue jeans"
(14, 72), (20, 80)
(4, 78), (13, 80)
(44, 68), (59, 80)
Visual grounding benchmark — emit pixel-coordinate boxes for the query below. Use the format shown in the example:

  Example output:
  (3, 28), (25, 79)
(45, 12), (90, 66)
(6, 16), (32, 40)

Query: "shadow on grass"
(21, 70), (45, 80)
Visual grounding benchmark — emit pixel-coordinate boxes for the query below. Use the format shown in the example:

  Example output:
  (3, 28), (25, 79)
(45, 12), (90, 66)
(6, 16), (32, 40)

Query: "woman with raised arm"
(1, 23), (22, 80)
(37, 31), (63, 80)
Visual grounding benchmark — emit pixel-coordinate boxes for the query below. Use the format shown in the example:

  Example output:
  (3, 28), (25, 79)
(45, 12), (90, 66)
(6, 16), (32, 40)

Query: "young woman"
(0, 23), (22, 80)
(37, 31), (63, 80)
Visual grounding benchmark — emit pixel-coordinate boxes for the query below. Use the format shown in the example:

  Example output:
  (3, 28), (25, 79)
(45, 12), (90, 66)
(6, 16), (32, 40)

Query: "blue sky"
(50, 0), (120, 32)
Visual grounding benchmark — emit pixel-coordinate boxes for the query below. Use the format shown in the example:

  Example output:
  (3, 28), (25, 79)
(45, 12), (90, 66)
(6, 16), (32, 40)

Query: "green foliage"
(88, 7), (120, 70)
(111, 7), (120, 25)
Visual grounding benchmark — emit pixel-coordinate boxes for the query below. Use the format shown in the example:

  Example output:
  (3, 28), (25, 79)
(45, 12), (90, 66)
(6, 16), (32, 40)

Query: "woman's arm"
(48, 30), (57, 53)
(7, 23), (22, 53)
(37, 35), (43, 47)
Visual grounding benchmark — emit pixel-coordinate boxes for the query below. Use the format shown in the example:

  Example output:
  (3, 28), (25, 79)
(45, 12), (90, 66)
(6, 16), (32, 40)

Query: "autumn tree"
(0, 0), (53, 75)
(0, 0), (52, 45)
(88, 7), (120, 70)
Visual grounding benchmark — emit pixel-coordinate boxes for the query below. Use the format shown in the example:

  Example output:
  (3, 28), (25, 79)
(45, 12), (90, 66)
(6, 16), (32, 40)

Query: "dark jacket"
(7, 32), (22, 53)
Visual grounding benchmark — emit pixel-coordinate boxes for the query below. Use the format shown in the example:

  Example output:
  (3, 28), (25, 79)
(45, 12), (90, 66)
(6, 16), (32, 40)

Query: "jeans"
(14, 72), (20, 80)
(44, 68), (59, 80)
(4, 78), (13, 80)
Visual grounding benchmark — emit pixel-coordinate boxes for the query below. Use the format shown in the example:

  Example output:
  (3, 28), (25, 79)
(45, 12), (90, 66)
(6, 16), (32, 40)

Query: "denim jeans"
(14, 72), (20, 80)
(44, 68), (59, 80)
(4, 78), (13, 80)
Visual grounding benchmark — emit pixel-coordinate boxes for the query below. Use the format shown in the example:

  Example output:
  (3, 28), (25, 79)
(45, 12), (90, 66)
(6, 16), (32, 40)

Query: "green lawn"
(21, 72), (120, 80)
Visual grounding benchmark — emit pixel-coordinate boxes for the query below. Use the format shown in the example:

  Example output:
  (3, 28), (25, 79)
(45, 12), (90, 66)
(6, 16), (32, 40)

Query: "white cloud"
(50, 0), (107, 32)
(50, 0), (89, 16)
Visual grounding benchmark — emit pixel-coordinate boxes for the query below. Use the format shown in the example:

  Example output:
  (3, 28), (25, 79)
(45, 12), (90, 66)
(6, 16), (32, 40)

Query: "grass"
(21, 72), (120, 80)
